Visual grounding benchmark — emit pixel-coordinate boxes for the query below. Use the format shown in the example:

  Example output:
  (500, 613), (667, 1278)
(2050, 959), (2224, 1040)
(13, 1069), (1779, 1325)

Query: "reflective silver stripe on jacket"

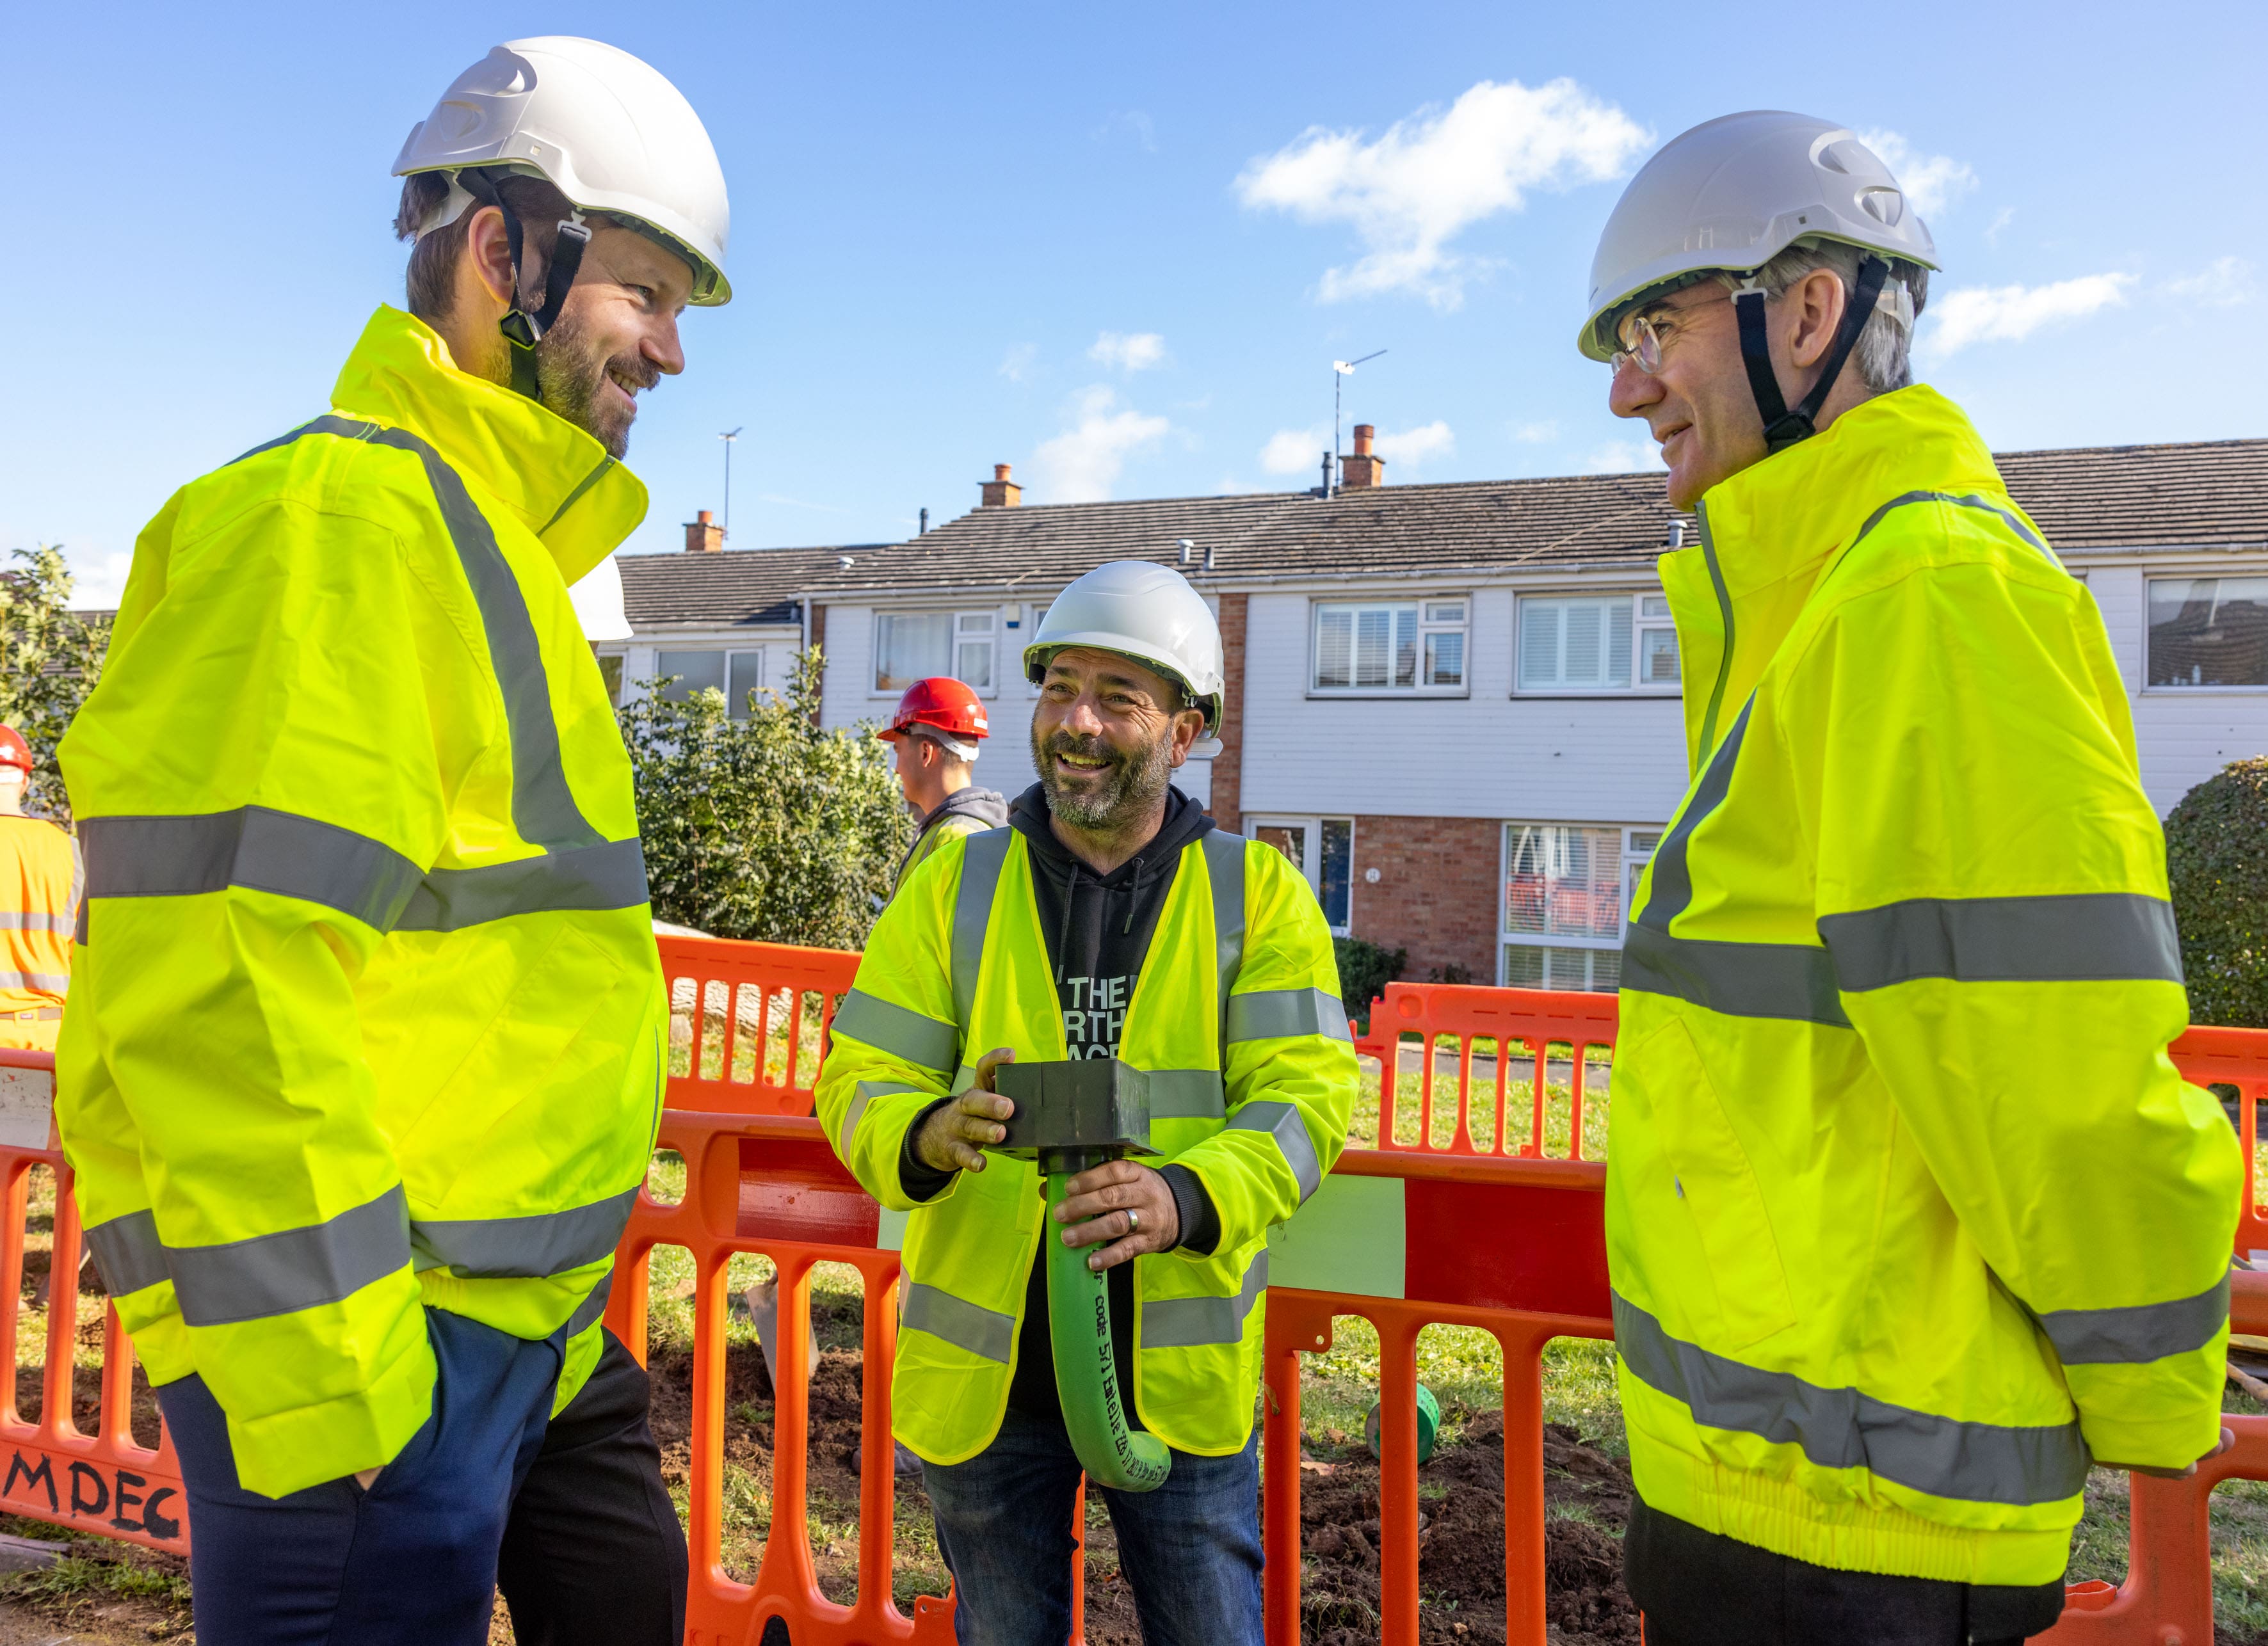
(566, 1269), (615, 1338)
(166, 1184), (412, 1329)
(410, 1187), (639, 1280)
(84, 1210), (168, 1298)
(952, 828), (1015, 1034)
(1201, 833), (1246, 1060)
(1819, 893), (2185, 990)
(77, 808), (646, 936)
(1146, 1069), (1227, 1120)
(1613, 1291), (2088, 1506)
(0, 971), (69, 994)
(0, 913), (74, 933)
(903, 1282), (1017, 1362)
(1623, 699), (1852, 1028)
(1226, 1101), (1323, 1202)
(2034, 1274), (2228, 1366)
(840, 1081), (921, 1158)
(1143, 1251), (1268, 1348)
(832, 990), (959, 1075)
(1225, 987), (1351, 1045)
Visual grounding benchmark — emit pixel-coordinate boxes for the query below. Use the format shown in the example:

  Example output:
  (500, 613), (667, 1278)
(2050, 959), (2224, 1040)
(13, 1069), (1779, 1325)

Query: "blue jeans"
(921, 1405), (1264, 1646)
(155, 1307), (563, 1646)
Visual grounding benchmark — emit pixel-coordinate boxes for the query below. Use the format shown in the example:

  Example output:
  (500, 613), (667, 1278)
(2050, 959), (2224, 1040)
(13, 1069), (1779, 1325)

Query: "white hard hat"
(394, 36), (730, 307)
(1577, 111), (1938, 361)
(1025, 561), (1226, 737)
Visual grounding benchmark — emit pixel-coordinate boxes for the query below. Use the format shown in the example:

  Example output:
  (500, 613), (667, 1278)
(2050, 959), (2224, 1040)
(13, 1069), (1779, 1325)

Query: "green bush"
(2166, 756), (2268, 1028)
(0, 544), (110, 821)
(1335, 936), (1407, 1033)
(620, 648), (914, 949)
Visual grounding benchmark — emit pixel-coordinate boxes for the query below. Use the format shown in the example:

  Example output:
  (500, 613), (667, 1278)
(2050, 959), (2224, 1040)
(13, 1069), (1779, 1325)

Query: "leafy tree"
(620, 648), (914, 949)
(2166, 756), (2268, 1028)
(1334, 936), (1407, 1035)
(0, 545), (111, 821)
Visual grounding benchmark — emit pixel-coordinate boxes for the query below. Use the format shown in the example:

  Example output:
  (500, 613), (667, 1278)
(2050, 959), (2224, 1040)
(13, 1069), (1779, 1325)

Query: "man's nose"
(1063, 695), (1107, 737)
(645, 314), (685, 378)
(1607, 358), (1659, 421)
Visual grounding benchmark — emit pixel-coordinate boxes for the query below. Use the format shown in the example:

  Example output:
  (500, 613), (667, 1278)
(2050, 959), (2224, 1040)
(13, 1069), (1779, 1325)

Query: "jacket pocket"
(1634, 1016), (1797, 1350)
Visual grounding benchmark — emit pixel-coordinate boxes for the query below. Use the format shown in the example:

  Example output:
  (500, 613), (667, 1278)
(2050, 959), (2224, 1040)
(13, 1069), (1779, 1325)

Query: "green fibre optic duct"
(1044, 1173), (1171, 1492)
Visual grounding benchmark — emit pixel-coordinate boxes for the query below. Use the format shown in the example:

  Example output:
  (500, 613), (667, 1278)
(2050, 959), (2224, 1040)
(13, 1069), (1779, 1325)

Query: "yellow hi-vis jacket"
(56, 307), (666, 1498)
(817, 826), (1358, 1463)
(0, 815), (79, 1051)
(1609, 384), (2242, 1586)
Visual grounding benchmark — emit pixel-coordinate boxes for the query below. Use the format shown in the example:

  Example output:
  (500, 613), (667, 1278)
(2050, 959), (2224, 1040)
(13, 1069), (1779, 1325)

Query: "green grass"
(1352, 1046), (1611, 1158)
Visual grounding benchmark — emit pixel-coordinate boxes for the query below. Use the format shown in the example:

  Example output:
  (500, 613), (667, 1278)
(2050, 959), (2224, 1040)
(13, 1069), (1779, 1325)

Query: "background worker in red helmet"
(879, 677), (1008, 897)
(0, 727), (79, 1052)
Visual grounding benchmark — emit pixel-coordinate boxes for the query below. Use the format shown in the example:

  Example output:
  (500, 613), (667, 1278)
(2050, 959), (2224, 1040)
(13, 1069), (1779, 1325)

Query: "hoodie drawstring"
(1055, 861), (1079, 985)
(1122, 858), (1146, 934)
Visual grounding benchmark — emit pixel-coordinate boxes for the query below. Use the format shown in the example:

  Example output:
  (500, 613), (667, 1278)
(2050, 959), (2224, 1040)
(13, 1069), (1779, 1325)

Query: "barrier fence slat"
(7, 956), (2268, 1645)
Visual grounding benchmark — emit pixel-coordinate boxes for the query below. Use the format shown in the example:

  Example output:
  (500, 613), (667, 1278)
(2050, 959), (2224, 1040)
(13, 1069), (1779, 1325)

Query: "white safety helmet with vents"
(1025, 561), (1226, 737)
(1579, 112), (1942, 452)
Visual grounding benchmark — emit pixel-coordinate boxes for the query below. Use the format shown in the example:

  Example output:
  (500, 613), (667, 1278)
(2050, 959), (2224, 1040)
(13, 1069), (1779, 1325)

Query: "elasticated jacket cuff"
(1161, 1163), (1220, 1256)
(220, 1329), (437, 1499)
(897, 1098), (960, 1203)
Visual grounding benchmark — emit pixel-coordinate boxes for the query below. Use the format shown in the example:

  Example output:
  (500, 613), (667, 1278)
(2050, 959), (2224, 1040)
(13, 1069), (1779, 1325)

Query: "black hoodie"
(898, 782), (1224, 1427)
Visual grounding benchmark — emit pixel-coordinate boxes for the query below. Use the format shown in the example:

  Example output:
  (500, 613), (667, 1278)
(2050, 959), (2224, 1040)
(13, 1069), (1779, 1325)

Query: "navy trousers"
(158, 1307), (560, 1646)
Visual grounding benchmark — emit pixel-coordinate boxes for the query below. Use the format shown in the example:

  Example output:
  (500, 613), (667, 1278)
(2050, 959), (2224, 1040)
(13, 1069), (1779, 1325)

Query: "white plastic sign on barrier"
(0, 1067), (55, 1151)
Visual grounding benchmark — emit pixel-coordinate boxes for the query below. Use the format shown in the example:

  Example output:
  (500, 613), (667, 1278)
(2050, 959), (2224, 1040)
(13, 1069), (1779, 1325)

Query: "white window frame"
(873, 608), (1010, 698)
(1514, 589), (1680, 698)
(2140, 568), (2268, 694)
(650, 648), (769, 719)
(1246, 815), (1355, 936)
(1497, 822), (1662, 993)
(1307, 595), (1471, 698)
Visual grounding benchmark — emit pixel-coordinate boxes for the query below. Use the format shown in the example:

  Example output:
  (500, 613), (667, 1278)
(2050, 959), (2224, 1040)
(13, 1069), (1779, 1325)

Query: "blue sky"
(7, 1), (2262, 603)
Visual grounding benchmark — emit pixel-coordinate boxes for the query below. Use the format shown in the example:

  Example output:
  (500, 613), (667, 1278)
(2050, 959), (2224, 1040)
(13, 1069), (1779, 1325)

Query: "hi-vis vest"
(0, 815), (79, 1048)
(57, 307), (666, 1499)
(1609, 385), (2240, 1586)
(817, 826), (1358, 1464)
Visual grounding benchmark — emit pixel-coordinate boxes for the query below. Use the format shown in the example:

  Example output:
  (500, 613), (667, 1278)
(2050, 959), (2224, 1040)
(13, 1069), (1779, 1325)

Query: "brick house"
(601, 433), (2268, 989)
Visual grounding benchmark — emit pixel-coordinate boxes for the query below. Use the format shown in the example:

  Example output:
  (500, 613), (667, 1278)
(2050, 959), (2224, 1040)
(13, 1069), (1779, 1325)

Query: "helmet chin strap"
(1733, 254), (1890, 454)
(455, 170), (592, 402)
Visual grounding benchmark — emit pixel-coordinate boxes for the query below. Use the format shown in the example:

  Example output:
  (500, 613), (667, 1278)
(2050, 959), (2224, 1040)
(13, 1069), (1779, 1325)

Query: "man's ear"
(1164, 707), (1206, 769)
(1785, 267), (1850, 371)
(463, 205), (519, 309)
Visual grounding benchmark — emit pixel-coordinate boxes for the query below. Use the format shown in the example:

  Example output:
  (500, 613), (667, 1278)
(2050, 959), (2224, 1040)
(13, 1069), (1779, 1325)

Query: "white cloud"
(1856, 129), (1977, 220)
(1579, 439), (1666, 475)
(1509, 419), (1559, 444)
(1028, 387), (1171, 504)
(1235, 78), (1650, 310)
(2163, 256), (2255, 308)
(1089, 332), (1167, 372)
(1923, 273), (2136, 358)
(1260, 426), (1331, 475)
(65, 548), (134, 609)
(1372, 420), (1455, 472)
(997, 343), (1038, 384)
(1986, 206), (2016, 247)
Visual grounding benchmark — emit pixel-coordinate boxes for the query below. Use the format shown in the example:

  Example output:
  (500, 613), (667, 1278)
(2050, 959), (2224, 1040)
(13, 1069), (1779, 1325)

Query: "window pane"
(2148, 576), (2268, 687)
(1257, 824), (1305, 873)
(1606, 598), (1633, 687)
(1641, 595), (1671, 619)
(1519, 602), (1559, 687)
(597, 654), (624, 707)
(1642, 626), (1681, 684)
(958, 612), (995, 634)
(657, 650), (725, 701)
(1504, 824), (1623, 938)
(1424, 630), (1465, 687)
(1564, 604), (1602, 683)
(1629, 830), (1662, 854)
(1425, 601), (1466, 623)
(1502, 945), (1546, 987)
(956, 637), (994, 691)
(728, 651), (763, 719)
(1355, 609), (1394, 687)
(1318, 820), (1353, 927)
(1590, 949), (1621, 993)
(1394, 609), (1417, 689)
(876, 613), (952, 691)
(1316, 609), (1353, 689)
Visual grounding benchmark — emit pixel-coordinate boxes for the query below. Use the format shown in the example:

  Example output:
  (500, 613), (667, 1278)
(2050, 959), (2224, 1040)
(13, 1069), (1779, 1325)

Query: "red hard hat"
(877, 678), (990, 744)
(0, 728), (29, 775)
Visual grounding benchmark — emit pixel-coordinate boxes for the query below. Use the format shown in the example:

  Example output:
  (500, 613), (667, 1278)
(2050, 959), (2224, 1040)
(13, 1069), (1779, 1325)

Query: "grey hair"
(1713, 239), (1933, 395)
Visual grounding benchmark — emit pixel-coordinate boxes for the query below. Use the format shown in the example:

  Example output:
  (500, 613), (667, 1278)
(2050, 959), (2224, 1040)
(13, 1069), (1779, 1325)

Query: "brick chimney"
(979, 463), (1022, 508)
(1340, 424), (1386, 490)
(683, 509), (724, 552)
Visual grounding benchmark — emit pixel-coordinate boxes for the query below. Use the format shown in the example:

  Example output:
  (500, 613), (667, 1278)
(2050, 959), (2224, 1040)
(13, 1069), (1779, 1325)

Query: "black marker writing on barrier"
(3, 1452), (55, 1512)
(3, 1451), (183, 1542)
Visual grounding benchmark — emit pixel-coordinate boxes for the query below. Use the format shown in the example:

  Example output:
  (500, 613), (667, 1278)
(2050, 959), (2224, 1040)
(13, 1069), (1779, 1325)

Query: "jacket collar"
(327, 306), (648, 585)
(1657, 385), (2011, 771)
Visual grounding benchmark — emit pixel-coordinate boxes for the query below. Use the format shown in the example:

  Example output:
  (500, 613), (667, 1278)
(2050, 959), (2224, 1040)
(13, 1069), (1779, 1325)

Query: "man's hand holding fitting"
(1054, 1160), (1180, 1272)
(912, 1047), (1016, 1176)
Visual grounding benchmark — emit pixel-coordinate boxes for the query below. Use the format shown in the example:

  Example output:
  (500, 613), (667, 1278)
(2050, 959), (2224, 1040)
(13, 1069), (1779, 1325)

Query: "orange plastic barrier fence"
(0, 1048), (184, 1558)
(659, 934), (861, 1116)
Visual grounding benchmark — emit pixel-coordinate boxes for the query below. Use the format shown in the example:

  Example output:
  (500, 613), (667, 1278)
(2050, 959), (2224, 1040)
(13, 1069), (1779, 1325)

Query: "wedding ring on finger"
(1126, 1208), (1140, 1234)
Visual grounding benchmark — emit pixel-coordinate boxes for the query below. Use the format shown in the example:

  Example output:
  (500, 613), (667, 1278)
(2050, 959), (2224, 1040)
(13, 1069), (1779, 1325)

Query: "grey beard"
(1034, 728), (1175, 831)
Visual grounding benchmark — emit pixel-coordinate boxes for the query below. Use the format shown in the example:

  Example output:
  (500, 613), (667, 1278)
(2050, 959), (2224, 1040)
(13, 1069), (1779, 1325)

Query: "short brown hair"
(393, 169), (579, 324)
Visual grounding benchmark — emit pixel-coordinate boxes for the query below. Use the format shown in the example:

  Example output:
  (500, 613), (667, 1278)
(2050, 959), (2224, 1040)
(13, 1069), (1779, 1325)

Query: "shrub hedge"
(2166, 756), (2268, 1028)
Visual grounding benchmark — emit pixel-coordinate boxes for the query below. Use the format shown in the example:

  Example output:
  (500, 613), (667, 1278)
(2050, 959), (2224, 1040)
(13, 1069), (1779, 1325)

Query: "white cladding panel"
(2086, 564), (2268, 813)
(1237, 589), (1689, 824)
